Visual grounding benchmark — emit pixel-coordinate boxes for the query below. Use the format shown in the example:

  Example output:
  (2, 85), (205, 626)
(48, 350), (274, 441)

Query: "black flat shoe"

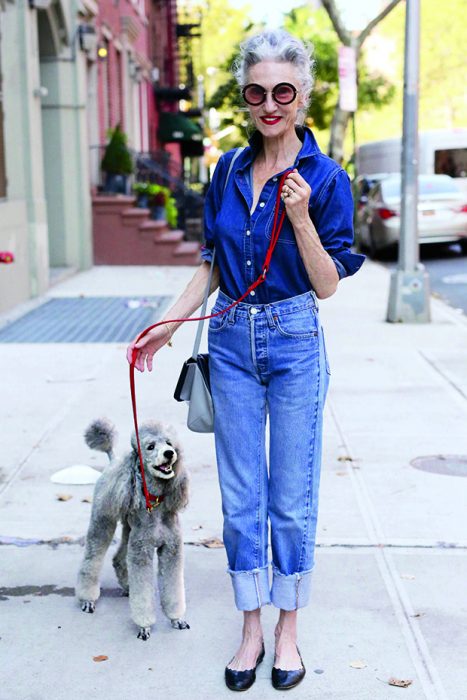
(271, 646), (306, 691)
(225, 645), (265, 692)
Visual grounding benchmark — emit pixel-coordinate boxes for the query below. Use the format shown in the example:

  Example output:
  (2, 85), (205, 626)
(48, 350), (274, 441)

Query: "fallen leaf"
(388, 677), (413, 688)
(350, 660), (367, 669)
(81, 497), (92, 503)
(56, 494), (72, 501)
(191, 525), (203, 531)
(199, 537), (224, 548)
(411, 612), (425, 618)
(335, 471), (348, 476)
(338, 455), (353, 462)
(93, 655), (108, 663)
(401, 574), (416, 580)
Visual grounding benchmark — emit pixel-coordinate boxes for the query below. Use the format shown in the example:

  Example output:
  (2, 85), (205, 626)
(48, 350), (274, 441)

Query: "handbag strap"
(192, 146), (244, 359)
(130, 162), (293, 511)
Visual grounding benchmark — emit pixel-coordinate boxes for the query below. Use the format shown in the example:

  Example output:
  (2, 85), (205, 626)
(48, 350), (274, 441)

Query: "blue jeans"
(208, 289), (330, 611)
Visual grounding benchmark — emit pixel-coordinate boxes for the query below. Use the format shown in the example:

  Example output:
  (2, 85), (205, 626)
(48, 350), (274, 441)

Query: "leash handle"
(130, 168), (293, 511)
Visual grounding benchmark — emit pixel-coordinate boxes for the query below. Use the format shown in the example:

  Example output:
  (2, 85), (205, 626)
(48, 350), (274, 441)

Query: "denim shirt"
(201, 126), (365, 303)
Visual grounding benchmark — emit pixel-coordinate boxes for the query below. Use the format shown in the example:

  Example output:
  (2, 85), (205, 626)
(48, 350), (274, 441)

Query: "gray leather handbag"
(173, 250), (217, 432)
(174, 147), (244, 433)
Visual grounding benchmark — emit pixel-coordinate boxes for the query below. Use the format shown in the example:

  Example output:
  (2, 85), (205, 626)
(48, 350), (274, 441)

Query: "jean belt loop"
(228, 304), (237, 324)
(264, 304), (276, 330)
(309, 289), (318, 312)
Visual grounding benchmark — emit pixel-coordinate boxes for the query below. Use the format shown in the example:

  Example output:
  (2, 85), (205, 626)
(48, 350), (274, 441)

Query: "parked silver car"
(353, 173), (392, 245)
(356, 174), (467, 255)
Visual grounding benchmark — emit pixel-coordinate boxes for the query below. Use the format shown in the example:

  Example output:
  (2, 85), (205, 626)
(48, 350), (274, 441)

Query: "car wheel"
(358, 224), (371, 254)
(368, 227), (378, 259)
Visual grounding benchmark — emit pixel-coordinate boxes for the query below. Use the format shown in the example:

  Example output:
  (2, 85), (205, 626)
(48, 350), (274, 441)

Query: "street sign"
(338, 45), (357, 112)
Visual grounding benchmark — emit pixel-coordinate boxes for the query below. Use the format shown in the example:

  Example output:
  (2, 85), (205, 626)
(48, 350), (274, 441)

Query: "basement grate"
(411, 455), (467, 478)
(0, 296), (172, 343)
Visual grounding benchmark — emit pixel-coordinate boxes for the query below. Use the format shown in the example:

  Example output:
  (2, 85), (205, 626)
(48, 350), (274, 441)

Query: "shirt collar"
(241, 125), (322, 168)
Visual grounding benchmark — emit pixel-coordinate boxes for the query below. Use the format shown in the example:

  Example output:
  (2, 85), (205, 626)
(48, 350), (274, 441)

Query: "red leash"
(130, 170), (292, 511)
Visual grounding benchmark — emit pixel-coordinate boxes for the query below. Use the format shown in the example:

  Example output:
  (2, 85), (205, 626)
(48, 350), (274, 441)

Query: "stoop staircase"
(92, 196), (201, 266)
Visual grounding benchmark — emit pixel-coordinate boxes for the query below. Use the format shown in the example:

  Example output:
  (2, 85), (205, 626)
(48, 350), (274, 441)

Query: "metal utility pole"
(387, 0), (431, 323)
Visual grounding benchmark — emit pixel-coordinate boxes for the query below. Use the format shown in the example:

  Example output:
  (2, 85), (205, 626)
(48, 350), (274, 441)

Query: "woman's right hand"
(126, 324), (171, 372)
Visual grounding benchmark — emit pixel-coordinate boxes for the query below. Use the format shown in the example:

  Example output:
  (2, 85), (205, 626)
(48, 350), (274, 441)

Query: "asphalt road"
(380, 242), (467, 316)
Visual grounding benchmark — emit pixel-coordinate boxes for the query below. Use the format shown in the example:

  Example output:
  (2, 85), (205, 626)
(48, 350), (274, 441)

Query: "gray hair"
(232, 29), (315, 122)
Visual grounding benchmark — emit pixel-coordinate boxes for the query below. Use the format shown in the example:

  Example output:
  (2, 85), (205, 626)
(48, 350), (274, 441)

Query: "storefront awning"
(155, 86), (192, 101)
(158, 112), (203, 144)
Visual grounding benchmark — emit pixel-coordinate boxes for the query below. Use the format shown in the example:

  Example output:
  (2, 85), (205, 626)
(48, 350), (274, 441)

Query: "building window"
(116, 47), (123, 128)
(100, 38), (110, 135)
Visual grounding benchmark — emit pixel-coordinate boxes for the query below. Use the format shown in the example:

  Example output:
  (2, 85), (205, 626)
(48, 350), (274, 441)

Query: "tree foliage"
(360, 0), (467, 140)
(178, 0), (251, 97)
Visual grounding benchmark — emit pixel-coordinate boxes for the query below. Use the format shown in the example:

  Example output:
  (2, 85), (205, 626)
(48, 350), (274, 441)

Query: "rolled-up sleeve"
(201, 156), (227, 264)
(311, 169), (365, 279)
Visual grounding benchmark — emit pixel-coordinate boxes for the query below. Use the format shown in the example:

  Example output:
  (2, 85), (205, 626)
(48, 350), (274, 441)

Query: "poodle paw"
(81, 600), (96, 614)
(137, 626), (151, 641)
(171, 618), (190, 630)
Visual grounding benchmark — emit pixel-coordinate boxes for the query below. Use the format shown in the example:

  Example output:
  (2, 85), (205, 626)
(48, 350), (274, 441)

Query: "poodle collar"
(147, 493), (165, 511)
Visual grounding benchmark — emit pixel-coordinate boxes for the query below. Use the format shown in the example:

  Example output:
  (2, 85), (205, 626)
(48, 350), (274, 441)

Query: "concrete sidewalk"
(0, 261), (466, 700)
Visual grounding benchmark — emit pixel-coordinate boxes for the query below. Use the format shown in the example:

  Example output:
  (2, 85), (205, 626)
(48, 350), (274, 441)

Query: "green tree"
(358, 0), (467, 143)
(177, 0), (252, 152)
(319, 0), (402, 163)
(178, 0), (251, 98)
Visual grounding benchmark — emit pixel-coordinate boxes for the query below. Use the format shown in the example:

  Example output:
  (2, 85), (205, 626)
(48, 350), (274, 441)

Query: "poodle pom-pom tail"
(84, 418), (116, 458)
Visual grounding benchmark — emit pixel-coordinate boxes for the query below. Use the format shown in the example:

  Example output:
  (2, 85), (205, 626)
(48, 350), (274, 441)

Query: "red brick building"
(86, 0), (184, 165)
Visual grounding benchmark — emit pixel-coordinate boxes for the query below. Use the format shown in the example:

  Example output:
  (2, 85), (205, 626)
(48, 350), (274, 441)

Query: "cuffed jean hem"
(228, 565), (271, 611)
(270, 567), (314, 611)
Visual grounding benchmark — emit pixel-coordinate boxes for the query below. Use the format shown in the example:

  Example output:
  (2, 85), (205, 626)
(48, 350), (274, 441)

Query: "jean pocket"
(321, 327), (331, 375)
(208, 307), (229, 333)
(273, 308), (318, 339)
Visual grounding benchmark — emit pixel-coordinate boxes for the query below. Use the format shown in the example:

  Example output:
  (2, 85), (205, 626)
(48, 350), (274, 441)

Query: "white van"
(356, 129), (467, 192)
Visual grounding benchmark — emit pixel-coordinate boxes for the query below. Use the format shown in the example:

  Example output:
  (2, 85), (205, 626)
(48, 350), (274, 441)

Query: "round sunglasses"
(242, 82), (297, 106)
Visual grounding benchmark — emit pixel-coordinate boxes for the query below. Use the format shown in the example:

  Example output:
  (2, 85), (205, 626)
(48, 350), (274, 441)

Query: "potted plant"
(165, 194), (178, 229)
(101, 124), (133, 194)
(132, 182), (151, 208)
(151, 189), (167, 220)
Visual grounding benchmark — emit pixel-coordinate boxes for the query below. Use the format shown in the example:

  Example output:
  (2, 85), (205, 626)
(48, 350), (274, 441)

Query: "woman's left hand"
(281, 169), (311, 229)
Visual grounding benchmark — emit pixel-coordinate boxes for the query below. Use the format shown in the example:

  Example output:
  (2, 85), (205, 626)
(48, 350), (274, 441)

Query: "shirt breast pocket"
(265, 216), (297, 245)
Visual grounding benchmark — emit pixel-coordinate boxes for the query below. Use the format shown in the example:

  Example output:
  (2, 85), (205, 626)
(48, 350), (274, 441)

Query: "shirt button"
(246, 230), (251, 236)
(246, 260), (251, 266)
(259, 202), (265, 208)
(250, 290), (256, 296)
(273, 177), (278, 182)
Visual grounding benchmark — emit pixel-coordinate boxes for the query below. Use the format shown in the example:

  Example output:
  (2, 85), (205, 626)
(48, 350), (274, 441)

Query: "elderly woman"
(129, 29), (364, 692)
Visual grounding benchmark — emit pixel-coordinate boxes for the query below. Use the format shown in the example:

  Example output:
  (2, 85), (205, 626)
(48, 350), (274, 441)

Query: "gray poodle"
(76, 418), (189, 640)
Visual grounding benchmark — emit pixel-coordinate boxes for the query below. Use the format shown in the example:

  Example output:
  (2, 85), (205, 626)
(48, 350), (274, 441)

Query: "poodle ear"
(165, 469), (189, 513)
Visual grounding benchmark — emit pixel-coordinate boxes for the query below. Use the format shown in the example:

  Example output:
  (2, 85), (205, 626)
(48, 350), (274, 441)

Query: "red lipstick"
(260, 116), (281, 125)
